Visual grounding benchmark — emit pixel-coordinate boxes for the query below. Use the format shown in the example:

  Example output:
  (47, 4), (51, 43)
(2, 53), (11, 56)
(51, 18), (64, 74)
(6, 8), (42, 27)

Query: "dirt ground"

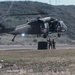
(0, 44), (75, 50)
(0, 49), (75, 75)
(0, 35), (75, 75)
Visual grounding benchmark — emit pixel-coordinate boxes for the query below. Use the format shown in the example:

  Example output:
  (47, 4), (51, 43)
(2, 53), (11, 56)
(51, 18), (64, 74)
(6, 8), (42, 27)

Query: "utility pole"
(59, 0), (60, 5)
(25, 0), (30, 1)
(49, 0), (60, 5)
(55, 0), (57, 5)
(55, 0), (60, 5)
(49, 0), (51, 4)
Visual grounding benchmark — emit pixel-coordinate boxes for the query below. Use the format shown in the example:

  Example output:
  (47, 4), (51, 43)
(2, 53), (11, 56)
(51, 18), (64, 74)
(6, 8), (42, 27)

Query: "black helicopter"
(0, 15), (67, 41)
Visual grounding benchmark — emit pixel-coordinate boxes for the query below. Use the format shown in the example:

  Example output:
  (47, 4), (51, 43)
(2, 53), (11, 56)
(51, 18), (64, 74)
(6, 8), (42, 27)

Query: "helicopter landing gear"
(57, 33), (61, 37)
(42, 33), (48, 38)
(12, 35), (17, 42)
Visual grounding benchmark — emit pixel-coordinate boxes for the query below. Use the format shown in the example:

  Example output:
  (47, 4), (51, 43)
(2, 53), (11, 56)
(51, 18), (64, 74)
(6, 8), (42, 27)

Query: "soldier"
(52, 39), (56, 49)
(47, 38), (52, 49)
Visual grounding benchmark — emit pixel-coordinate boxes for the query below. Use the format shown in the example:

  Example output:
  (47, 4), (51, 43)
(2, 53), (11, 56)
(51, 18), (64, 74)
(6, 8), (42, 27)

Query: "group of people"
(47, 38), (56, 49)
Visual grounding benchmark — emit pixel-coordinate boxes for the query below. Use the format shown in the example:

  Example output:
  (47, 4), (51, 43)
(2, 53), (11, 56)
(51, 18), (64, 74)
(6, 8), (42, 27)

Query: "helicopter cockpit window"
(59, 21), (67, 31)
(44, 22), (49, 29)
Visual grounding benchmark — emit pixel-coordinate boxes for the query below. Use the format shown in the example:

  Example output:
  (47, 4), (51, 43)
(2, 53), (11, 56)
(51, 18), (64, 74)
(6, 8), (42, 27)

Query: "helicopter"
(0, 15), (67, 41)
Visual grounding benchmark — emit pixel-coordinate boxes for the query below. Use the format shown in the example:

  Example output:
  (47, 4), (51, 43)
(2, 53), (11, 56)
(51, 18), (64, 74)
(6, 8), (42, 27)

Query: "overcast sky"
(0, 0), (75, 5)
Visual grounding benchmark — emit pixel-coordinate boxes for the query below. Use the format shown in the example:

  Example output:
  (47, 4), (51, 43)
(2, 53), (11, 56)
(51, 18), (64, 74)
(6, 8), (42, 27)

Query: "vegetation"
(0, 49), (75, 75)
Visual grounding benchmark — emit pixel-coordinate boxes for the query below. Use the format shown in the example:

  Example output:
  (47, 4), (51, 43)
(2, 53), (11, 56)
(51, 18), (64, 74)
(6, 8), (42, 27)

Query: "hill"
(0, 1), (75, 40)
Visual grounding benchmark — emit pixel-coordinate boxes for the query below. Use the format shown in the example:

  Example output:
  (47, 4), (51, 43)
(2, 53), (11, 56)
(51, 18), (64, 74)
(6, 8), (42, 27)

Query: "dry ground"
(0, 49), (75, 75)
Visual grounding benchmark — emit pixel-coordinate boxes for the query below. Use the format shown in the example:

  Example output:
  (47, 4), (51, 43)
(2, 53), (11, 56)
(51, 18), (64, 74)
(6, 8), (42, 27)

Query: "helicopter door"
(44, 22), (49, 32)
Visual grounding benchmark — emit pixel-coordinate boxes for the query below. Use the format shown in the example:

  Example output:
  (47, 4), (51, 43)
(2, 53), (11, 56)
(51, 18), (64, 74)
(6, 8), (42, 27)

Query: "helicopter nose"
(59, 21), (67, 32)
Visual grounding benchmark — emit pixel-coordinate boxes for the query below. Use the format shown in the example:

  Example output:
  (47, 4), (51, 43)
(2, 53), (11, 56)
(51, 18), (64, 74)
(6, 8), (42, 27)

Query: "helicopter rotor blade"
(0, 13), (48, 16)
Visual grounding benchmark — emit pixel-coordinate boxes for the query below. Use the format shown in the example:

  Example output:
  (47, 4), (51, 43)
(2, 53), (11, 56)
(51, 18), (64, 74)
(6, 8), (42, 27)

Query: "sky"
(0, 0), (75, 5)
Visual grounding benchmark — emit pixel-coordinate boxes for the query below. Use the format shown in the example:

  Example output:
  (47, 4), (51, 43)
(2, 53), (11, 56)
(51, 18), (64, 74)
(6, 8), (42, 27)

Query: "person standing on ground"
(47, 38), (52, 49)
(52, 39), (56, 49)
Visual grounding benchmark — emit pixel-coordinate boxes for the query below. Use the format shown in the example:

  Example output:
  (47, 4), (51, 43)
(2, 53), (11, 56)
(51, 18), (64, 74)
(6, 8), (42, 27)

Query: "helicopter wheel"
(43, 33), (48, 38)
(57, 33), (61, 37)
